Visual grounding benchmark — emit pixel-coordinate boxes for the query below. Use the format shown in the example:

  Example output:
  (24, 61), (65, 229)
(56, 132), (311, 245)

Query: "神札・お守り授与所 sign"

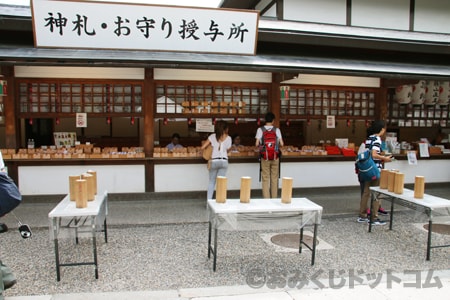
(31, 0), (259, 55)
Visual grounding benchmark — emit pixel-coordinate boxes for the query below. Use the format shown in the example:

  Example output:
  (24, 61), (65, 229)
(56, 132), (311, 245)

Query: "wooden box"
(429, 147), (442, 155)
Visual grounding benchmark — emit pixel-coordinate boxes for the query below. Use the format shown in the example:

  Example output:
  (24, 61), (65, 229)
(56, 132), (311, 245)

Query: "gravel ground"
(1, 210), (449, 297)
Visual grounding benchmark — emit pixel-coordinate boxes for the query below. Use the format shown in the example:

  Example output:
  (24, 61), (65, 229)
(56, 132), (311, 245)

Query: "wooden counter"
(5, 154), (450, 195)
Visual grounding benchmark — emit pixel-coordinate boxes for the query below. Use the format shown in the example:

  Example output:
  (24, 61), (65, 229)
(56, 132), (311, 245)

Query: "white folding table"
(48, 191), (108, 281)
(369, 187), (450, 260)
(207, 198), (323, 271)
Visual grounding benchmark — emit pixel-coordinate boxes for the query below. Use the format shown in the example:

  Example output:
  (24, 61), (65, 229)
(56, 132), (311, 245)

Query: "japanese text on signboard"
(31, 0), (259, 55)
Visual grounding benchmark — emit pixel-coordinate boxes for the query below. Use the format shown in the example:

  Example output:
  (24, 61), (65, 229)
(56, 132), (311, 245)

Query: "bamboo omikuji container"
(379, 169), (389, 189)
(69, 175), (80, 201)
(394, 172), (405, 194)
(387, 170), (399, 193)
(81, 173), (95, 201)
(414, 176), (425, 199)
(240, 176), (251, 203)
(216, 176), (227, 203)
(281, 177), (293, 204)
(75, 179), (88, 208)
(87, 170), (97, 195)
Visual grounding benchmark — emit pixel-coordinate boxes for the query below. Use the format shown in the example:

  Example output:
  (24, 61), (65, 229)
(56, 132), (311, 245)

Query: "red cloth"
(341, 148), (356, 157)
(325, 146), (341, 155)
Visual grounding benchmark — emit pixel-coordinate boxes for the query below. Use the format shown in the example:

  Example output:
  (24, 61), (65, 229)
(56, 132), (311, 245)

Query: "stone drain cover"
(270, 233), (319, 249)
(423, 224), (450, 235)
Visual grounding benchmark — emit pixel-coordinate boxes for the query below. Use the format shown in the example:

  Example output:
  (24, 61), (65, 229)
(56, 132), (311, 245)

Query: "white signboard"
(407, 150), (418, 165)
(326, 115), (335, 128)
(31, 0), (259, 55)
(196, 119), (214, 133)
(76, 113), (87, 127)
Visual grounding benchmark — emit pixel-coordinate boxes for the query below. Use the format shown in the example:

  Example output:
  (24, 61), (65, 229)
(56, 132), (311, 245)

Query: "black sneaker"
(378, 207), (389, 215)
(369, 218), (386, 226)
(357, 217), (369, 223)
(0, 223), (8, 233)
(4, 279), (16, 290)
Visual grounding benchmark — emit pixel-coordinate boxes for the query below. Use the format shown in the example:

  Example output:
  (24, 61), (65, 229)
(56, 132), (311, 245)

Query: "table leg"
(311, 223), (318, 266)
(75, 227), (79, 244)
(104, 218), (108, 243)
(91, 219), (99, 279)
(208, 221), (212, 258)
(426, 220), (432, 261)
(52, 218), (61, 282)
(389, 198), (394, 230)
(368, 191), (374, 233)
(299, 227), (303, 253)
(212, 228), (218, 272)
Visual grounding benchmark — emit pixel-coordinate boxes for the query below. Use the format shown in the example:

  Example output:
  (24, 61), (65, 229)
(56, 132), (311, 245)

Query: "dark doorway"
(25, 118), (54, 147)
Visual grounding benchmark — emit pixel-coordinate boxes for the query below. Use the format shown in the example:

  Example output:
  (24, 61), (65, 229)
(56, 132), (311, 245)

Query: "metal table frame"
(48, 191), (108, 281)
(369, 187), (450, 260)
(207, 198), (323, 271)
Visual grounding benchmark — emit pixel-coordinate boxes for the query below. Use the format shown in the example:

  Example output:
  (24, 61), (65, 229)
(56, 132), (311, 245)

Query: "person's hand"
(384, 155), (393, 163)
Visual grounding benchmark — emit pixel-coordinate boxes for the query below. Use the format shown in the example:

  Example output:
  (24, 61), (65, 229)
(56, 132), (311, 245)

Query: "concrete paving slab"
(191, 291), (293, 300)
(51, 290), (181, 300)
(5, 297), (52, 300)
(288, 285), (387, 299)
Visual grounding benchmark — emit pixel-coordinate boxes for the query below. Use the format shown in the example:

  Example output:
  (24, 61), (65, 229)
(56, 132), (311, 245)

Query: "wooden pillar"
(271, 72), (282, 127)
(143, 68), (155, 192)
(377, 86), (388, 122)
(1, 66), (19, 149)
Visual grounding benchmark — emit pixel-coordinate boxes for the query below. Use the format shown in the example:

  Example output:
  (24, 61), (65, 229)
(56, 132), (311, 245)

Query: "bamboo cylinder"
(394, 172), (404, 194)
(379, 169), (389, 189)
(387, 170), (398, 192)
(87, 170), (97, 195)
(240, 176), (251, 203)
(414, 176), (425, 199)
(216, 176), (227, 203)
(69, 175), (80, 201)
(81, 173), (95, 201)
(75, 179), (88, 208)
(281, 177), (293, 204)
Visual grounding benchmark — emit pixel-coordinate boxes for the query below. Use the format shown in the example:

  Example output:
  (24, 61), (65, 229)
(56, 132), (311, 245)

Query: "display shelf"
(281, 86), (376, 119)
(155, 82), (269, 116)
(17, 80), (143, 116)
(387, 89), (450, 128)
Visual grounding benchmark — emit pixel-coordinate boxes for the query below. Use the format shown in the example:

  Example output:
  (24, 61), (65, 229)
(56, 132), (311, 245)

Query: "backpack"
(0, 172), (22, 217)
(355, 136), (380, 182)
(260, 127), (279, 160)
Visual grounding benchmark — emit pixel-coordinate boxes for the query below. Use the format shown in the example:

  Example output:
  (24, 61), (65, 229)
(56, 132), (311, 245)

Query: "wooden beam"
(1, 66), (19, 149)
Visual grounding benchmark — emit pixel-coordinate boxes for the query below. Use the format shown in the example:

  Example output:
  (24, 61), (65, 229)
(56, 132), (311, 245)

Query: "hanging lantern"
(257, 118), (261, 126)
(347, 119), (351, 127)
(366, 120), (370, 127)
(286, 119), (290, 126)
(163, 117), (168, 125)
(212, 117), (216, 125)
(55, 118), (60, 125)
(234, 117), (238, 125)
(106, 117), (111, 124)
(130, 116), (135, 125)
(307, 119), (311, 126)
(28, 118), (33, 125)
(188, 117), (192, 125)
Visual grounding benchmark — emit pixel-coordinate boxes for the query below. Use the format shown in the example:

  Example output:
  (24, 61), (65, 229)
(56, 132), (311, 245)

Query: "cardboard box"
(429, 146), (442, 155)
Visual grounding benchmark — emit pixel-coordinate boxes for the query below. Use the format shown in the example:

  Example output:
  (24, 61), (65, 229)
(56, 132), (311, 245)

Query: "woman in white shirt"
(201, 120), (232, 200)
